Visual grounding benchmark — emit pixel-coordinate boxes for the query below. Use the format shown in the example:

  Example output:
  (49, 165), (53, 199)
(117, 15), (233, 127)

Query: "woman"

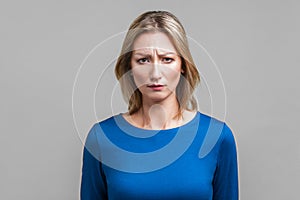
(81, 10), (239, 200)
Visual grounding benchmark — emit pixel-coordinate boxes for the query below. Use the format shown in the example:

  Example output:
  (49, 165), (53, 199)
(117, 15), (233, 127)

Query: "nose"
(149, 60), (162, 82)
(149, 50), (163, 81)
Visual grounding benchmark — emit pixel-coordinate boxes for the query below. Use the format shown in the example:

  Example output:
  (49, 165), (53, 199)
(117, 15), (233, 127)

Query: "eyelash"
(136, 57), (174, 64)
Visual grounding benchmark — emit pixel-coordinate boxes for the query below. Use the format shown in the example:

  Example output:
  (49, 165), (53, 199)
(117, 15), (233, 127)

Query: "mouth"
(147, 84), (164, 87)
(147, 84), (165, 91)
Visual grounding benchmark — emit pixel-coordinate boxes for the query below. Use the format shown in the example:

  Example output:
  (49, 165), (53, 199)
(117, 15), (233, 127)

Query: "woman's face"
(130, 31), (182, 103)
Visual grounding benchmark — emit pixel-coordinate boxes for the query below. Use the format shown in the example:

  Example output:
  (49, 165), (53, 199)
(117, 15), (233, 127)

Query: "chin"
(144, 92), (175, 103)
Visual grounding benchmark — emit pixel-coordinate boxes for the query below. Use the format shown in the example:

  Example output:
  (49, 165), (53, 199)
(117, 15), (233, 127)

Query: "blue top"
(80, 111), (239, 200)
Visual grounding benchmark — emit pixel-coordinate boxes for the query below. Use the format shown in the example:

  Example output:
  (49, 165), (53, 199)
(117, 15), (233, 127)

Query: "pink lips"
(147, 84), (165, 91)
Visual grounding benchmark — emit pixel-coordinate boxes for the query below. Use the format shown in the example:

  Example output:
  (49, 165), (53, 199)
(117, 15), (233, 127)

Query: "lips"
(147, 84), (165, 87)
(147, 84), (165, 91)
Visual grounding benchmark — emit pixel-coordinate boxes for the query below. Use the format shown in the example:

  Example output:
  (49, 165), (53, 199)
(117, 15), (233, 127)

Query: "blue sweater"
(81, 111), (239, 200)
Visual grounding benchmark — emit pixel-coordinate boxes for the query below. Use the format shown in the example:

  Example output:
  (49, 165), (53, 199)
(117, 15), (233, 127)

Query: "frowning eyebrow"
(132, 52), (177, 56)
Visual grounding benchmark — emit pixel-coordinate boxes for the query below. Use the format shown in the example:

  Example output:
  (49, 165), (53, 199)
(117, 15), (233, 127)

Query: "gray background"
(1, 0), (299, 199)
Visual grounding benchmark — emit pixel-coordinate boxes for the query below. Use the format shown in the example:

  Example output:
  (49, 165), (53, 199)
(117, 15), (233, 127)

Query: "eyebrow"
(132, 52), (177, 56)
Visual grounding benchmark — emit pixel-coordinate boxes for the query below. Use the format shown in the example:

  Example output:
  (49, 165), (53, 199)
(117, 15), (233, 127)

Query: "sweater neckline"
(113, 111), (200, 138)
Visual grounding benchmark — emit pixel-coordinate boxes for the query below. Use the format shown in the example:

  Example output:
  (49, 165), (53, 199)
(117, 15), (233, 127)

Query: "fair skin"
(122, 31), (196, 130)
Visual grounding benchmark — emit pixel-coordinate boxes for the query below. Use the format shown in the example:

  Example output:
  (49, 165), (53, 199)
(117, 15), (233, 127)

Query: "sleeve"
(80, 124), (108, 200)
(212, 124), (239, 200)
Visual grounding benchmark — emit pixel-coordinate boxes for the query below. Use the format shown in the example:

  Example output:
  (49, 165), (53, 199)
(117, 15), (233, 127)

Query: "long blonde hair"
(114, 10), (200, 119)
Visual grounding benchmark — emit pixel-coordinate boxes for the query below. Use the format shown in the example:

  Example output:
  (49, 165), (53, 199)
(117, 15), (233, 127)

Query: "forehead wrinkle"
(132, 47), (177, 56)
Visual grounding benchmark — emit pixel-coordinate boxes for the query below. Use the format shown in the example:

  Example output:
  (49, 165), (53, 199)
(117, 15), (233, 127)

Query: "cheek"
(169, 72), (181, 89)
(130, 59), (147, 87)
(131, 67), (148, 87)
(164, 60), (182, 82)
(162, 66), (181, 82)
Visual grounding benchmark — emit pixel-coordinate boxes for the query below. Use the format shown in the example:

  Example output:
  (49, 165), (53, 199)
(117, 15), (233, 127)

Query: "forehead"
(132, 32), (177, 54)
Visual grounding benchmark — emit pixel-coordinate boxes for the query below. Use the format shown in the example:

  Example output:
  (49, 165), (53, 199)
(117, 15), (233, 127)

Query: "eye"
(162, 57), (174, 63)
(137, 58), (150, 64)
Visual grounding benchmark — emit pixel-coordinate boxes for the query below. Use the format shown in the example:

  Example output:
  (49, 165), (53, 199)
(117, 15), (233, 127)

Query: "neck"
(137, 96), (182, 130)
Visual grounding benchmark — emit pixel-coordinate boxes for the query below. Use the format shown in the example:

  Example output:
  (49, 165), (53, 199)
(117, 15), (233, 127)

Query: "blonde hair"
(114, 10), (200, 119)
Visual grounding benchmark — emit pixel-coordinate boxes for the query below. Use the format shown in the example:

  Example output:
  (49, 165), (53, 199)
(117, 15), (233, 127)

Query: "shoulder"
(85, 114), (119, 143)
(84, 114), (121, 158)
(197, 111), (237, 157)
(198, 111), (235, 137)
(98, 114), (118, 126)
(89, 114), (122, 132)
